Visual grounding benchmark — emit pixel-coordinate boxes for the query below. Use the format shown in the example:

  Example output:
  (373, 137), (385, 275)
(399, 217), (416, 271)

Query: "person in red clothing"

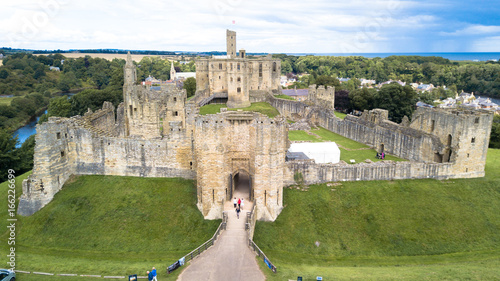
(237, 198), (241, 208)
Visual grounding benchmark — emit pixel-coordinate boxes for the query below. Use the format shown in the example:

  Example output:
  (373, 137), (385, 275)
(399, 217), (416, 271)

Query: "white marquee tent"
(288, 142), (341, 164)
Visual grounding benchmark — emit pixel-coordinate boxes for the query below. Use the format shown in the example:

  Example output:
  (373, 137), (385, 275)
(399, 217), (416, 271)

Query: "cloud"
(1, 0), (499, 52)
(441, 25), (500, 36)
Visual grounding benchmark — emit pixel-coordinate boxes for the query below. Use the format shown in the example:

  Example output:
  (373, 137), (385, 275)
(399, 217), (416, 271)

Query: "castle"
(18, 30), (494, 221)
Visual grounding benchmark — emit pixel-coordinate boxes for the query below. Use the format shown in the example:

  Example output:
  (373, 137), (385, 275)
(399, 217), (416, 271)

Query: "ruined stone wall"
(194, 111), (288, 221)
(308, 85), (335, 110)
(284, 160), (455, 185)
(18, 103), (195, 216)
(268, 95), (309, 119)
(123, 85), (187, 139)
(409, 107), (493, 176)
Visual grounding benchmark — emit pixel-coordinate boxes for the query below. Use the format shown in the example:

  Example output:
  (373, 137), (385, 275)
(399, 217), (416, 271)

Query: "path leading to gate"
(177, 189), (265, 281)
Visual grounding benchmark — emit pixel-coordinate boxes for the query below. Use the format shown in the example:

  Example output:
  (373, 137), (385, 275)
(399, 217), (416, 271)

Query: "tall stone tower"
(226, 29), (236, 58)
(170, 60), (176, 81)
(124, 52), (136, 86)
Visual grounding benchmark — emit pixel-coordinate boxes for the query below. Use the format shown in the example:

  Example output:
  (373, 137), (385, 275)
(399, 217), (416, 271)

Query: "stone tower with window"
(195, 30), (282, 108)
(123, 53), (187, 139)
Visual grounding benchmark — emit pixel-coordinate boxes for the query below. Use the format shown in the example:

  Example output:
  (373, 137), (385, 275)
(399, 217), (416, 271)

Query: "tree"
(334, 90), (350, 111)
(374, 84), (417, 123)
(0, 69), (9, 79)
(58, 71), (79, 92)
(183, 77), (196, 98)
(0, 130), (20, 182)
(314, 75), (340, 88)
(48, 96), (71, 117)
(489, 115), (500, 149)
(349, 88), (375, 111)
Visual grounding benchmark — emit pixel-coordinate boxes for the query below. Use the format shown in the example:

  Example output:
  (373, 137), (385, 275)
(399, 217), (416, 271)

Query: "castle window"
(431, 120), (435, 132)
(467, 153), (470, 158)
(60, 151), (65, 157)
(230, 63), (233, 70)
(174, 111), (178, 116)
(65, 133), (67, 138)
(237, 77), (241, 82)
(190, 161), (193, 169)
(259, 63), (262, 77)
(237, 63), (240, 70)
(56, 132), (61, 139)
(174, 97), (177, 102)
(219, 76), (221, 79)
(219, 63), (222, 70)
(475, 117), (480, 124)
(471, 137), (476, 143)
(237, 87), (241, 93)
(273, 62), (277, 72)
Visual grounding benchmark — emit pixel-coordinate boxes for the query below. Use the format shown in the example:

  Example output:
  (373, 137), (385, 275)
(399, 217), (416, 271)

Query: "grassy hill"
(0, 175), (219, 279)
(254, 148), (500, 280)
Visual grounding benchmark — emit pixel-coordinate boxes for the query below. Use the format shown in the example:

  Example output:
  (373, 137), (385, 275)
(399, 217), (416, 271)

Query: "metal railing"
(168, 211), (228, 273)
(249, 239), (277, 273)
(245, 200), (277, 273)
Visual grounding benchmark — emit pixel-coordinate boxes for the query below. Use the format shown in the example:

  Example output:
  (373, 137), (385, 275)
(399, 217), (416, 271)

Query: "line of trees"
(275, 54), (500, 98)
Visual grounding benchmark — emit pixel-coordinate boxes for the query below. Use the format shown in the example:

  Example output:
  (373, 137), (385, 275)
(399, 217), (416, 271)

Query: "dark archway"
(231, 170), (252, 203)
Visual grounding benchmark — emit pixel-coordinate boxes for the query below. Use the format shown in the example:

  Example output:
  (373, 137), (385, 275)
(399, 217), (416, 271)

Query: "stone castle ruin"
(18, 30), (494, 221)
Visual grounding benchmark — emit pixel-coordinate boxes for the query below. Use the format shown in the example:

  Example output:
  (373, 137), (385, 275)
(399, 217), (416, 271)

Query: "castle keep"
(18, 30), (494, 221)
(195, 30), (282, 108)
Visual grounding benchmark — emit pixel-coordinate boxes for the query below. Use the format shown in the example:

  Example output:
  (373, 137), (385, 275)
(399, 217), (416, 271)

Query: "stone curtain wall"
(18, 103), (195, 216)
(284, 160), (454, 185)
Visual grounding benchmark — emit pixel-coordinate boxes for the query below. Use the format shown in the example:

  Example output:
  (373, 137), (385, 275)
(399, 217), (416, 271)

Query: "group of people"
(146, 267), (157, 281)
(233, 197), (244, 219)
(376, 152), (385, 159)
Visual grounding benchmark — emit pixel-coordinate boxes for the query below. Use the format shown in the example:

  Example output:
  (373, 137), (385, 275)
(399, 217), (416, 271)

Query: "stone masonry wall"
(194, 111), (288, 221)
(18, 103), (195, 216)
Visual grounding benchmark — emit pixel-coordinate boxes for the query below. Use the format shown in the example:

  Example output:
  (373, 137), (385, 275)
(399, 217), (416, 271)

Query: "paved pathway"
(177, 181), (265, 281)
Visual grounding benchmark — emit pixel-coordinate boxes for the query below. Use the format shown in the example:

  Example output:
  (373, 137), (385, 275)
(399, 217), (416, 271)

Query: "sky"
(2, 0), (500, 53)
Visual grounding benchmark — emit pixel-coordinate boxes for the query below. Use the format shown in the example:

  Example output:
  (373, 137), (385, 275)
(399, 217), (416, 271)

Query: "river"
(13, 110), (47, 148)
(12, 92), (76, 148)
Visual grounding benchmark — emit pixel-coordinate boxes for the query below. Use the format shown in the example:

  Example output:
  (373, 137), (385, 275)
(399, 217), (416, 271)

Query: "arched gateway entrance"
(194, 111), (288, 221)
(228, 170), (253, 202)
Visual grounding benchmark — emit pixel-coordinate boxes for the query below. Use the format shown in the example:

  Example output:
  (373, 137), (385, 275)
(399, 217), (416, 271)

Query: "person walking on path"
(240, 198), (244, 210)
(233, 197), (237, 208)
(151, 267), (157, 281)
(147, 270), (153, 281)
(238, 198), (241, 208)
(236, 206), (240, 219)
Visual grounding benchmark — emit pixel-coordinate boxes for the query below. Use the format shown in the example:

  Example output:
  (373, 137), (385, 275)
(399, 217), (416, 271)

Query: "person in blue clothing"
(147, 270), (153, 281)
(151, 267), (158, 281)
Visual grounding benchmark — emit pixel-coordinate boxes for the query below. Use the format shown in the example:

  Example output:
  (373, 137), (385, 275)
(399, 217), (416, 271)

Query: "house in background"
(282, 88), (309, 101)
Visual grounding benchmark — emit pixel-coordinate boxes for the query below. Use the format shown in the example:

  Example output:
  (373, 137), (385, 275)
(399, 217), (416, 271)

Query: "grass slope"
(199, 102), (280, 118)
(0, 175), (219, 279)
(291, 127), (405, 163)
(254, 148), (500, 280)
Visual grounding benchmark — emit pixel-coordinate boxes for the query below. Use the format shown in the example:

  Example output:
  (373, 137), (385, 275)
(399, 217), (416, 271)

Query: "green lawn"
(255, 149), (500, 280)
(290, 127), (405, 163)
(0, 174), (219, 279)
(288, 130), (321, 142)
(274, 94), (295, 101)
(199, 102), (280, 118)
(334, 111), (348, 119)
(311, 127), (369, 150)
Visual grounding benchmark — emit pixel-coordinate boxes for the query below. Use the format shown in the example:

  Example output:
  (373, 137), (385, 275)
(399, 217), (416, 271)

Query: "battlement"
(308, 84), (335, 110)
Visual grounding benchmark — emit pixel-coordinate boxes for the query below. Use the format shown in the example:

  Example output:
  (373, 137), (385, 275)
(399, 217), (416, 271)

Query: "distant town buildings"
(432, 91), (499, 113)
